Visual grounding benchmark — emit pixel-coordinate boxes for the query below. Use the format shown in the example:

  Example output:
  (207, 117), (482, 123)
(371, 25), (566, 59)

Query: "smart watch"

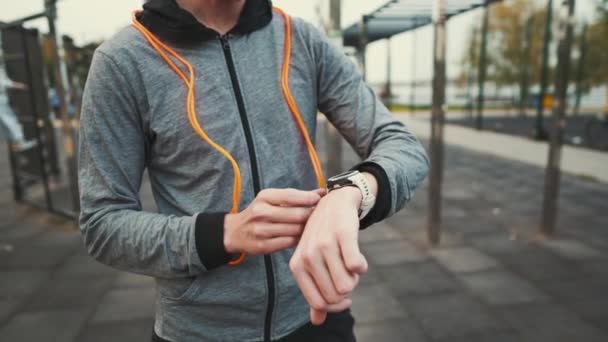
(326, 170), (376, 219)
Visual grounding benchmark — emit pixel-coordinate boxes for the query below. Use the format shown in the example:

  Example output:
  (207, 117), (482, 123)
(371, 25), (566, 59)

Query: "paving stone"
(351, 283), (408, 324)
(53, 252), (118, 279)
(358, 264), (383, 287)
(359, 224), (402, 244)
(91, 287), (155, 323)
(362, 239), (427, 266)
(77, 319), (154, 342)
(442, 187), (477, 201)
(355, 319), (428, 342)
(537, 278), (608, 303)
(0, 270), (50, 299)
(378, 262), (461, 297)
(458, 270), (547, 305)
(0, 232), (80, 269)
(562, 297), (608, 333)
(434, 330), (522, 342)
(402, 292), (505, 340)
(25, 275), (115, 310)
(500, 303), (608, 342)
(113, 272), (155, 289)
(467, 233), (530, 255)
(539, 239), (604, 260)
(498, 247), (582, 281)
(0, 223), (46, 241)
(430, 247), (501, 273)
(0, 298), (21, 323)
(0, 308), (90, 342)
(578, 259), (608, 280)
(443, 218), (505, 237)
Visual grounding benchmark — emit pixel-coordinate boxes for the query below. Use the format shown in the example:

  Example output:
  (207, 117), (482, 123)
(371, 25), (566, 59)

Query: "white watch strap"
(350, 173), (376, 220)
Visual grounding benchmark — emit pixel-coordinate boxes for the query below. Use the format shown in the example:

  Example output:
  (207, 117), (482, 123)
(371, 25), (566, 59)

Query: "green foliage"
(458, 0), (547, 92)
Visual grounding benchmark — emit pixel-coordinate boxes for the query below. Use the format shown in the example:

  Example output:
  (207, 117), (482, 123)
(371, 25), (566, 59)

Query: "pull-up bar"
(343, 0), (502, 47)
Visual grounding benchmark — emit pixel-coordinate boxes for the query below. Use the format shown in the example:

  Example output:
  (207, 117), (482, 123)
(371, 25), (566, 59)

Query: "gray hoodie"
(78, 3), (429, 342)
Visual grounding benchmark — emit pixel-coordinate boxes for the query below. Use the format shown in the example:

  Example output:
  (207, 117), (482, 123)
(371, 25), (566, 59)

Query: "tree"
(458, 0), (549, 110)
(580, 0), (608, 114)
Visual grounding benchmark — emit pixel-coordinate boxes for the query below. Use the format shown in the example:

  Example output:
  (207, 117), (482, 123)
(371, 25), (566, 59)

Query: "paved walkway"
(0, 117), (607, 341)
(401, 114), (608, 183)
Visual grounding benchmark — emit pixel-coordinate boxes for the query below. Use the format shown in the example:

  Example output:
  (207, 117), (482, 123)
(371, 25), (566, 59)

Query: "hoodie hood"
(138, 0), (273, 46)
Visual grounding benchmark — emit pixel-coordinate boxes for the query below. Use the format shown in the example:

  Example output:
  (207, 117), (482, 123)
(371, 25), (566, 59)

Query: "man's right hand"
(223, 188), (324, 255)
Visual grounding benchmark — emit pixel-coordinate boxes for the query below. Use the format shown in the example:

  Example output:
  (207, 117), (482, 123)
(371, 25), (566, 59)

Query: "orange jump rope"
(131, 7), (324, 265)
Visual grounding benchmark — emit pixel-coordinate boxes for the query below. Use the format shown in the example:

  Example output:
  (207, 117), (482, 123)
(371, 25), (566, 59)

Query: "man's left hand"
(289, 186), (368, 325)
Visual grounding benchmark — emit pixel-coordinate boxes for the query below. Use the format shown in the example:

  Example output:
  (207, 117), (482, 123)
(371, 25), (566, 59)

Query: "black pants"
(152, 310), (356, 342)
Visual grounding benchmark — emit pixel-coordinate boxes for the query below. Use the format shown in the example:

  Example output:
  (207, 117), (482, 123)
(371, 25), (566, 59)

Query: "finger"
(263, 206), (314, 224)
(326, 298), (352, 312)
(255, 223), (304, 238)
(340, 232), (368, 274)
(292, 266), (328, 312)
(255, 236), (298, 254)
(325, 250), (359, 295)
(310, 307), (327, 326)
(314, 188), (328, 197)
(258, 188), (321, 207)
(306, 248), (344, 304)
(310, 299), (352, 326)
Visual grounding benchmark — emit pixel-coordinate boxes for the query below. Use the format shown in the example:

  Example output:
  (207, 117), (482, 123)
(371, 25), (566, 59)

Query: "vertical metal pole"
(385, 38), (392, 109)
(573, 23), (587, 116)
(476, 2), (490, 130)
(7, 144), (22, 201)
(540, 0), (576, 236)
(467, 27), (479, 118)
(520, 16), (534, 116)
(325, 0), (343, 177)
(20, 28), (53, 211)
(410, 25), (417, 114)
(536, 0), (554, 139)
(359, 16), (369, 82)
(45, 0), (80, 212)
(428, 0), (447, 246)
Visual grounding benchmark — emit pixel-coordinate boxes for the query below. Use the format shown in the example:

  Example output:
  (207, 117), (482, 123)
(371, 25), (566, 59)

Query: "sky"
(0, 0), (598, 84)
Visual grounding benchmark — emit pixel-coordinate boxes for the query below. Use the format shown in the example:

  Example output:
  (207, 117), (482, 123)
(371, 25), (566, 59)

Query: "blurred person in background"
(78, 0), (429, 341)
(0, 42), (32, 152)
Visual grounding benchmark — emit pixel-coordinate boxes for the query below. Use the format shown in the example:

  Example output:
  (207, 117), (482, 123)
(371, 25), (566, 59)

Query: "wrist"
(326, 186), (362, 209)
(223, 213), (238, 254)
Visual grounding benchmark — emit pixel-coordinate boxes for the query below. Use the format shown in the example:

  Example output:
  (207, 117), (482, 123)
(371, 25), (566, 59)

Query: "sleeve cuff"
(194, 213), (237, 270)
(352, 161), (392, 230)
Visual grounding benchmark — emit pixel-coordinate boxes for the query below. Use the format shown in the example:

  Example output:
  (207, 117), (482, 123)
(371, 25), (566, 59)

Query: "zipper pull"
(220, 35), (230, 51)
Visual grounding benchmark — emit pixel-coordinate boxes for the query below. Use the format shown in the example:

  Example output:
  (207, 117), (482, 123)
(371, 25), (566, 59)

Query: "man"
(79, 0), (429, 341)
(0, 46), (30, 152)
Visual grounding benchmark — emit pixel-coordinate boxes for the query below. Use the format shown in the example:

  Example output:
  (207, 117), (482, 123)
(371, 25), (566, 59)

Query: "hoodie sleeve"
(298, 20), (430, 227)
(78, 51), (234, 278)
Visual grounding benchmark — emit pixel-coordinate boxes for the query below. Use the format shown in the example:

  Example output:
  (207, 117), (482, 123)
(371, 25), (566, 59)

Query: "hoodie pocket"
(158, 276), (202, 303)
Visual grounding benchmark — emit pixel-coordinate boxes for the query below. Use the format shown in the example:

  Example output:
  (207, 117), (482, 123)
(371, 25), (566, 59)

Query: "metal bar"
(519, 15), (534, 116)
(385, 38), (392, 109)
(359, 16), (369, 81)
(410, 25), (417, 114)
(0, 12), (47, 29)
(536, 0), (554, 140)
(325, 0), (343, 177)
(540, 0), (576, 236)
(467, 27), (479, 118)
(6, 143), (23, 201)
(428, 0), (447, 246)
(475, 1), (490, 130)
(20, 27), (54, 211)
(573, 23), (587, 116)
(46, 0), (80, 212)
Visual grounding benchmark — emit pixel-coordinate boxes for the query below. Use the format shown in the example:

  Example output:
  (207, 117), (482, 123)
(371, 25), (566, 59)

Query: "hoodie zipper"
(220, 35), (275, 342)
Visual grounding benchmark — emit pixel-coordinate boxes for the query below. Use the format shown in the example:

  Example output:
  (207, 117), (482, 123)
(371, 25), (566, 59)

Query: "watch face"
(327, 170), (359, 182)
